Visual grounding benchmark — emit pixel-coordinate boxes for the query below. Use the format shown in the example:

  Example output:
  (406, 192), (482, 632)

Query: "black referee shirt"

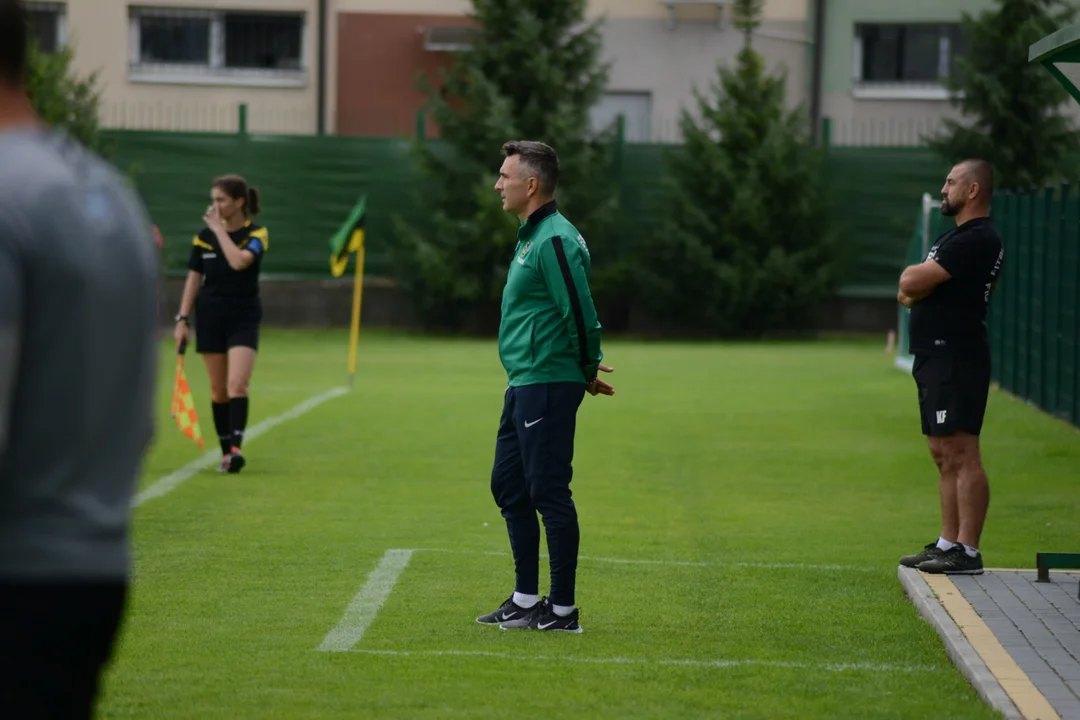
(909, 216), (1004, 355)
(188, 221), (268, 300)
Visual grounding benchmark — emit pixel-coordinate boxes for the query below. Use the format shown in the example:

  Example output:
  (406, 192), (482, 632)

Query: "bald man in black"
(896, 159), (1004, 576)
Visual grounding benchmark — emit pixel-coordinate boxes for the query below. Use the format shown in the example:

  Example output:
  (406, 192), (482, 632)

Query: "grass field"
(99, 330), (1080, 719)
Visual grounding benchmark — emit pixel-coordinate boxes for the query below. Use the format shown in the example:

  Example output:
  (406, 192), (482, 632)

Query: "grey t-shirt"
(0, 127), (158, 581)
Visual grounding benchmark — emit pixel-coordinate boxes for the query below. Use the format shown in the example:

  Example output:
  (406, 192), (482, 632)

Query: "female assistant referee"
(174, 174), (269, 474)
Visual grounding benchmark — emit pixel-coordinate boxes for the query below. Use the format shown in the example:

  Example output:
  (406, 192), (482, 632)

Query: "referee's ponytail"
(246, 187), (262, 216)
(212, 174), (262, 218)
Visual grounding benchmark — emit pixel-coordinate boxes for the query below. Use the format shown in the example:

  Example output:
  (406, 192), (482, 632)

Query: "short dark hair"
(212, 174), (262, 216)
(502, 140), (559, 196)
(959, 158), (995, 198)
(0, 0), (28, 86)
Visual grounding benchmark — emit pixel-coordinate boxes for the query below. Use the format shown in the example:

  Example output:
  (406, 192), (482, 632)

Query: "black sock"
(211, 402), (231, 455)
(229, 397), (249, 450)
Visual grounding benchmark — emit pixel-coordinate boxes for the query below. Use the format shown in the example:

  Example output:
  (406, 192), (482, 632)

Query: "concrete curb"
(898, 566), (1022, 720)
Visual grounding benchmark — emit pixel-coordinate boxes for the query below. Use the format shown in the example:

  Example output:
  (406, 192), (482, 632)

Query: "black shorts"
(195, 298), (261, 354)
(912, 350), (991, 437)
(0, 580), (127, 720)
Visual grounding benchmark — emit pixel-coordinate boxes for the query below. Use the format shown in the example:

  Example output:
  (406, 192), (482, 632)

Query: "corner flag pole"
(327, 194), (368, 390)
(347, 231), (366, 388)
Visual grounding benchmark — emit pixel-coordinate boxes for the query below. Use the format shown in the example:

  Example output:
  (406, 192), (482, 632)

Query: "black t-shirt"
(187, 221), (268, 301)
(909, 217), (1004, 354)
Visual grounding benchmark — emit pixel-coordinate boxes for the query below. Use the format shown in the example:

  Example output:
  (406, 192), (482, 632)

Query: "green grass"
(98, 330), (1080, 719)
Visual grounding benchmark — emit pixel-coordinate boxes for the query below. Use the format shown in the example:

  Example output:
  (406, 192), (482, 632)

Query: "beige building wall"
(55, 0), (810, 138)
(64, 0), (319, 134)
(590, 0), (805, 21)
(596, 16), (810, 142)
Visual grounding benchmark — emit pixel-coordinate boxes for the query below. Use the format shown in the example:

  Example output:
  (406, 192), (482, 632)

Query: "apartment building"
(27, 0), (810, 140)
(817, 0), (1020, 146)
(335, 0), (810, 141)
(24, 0), (320, 134)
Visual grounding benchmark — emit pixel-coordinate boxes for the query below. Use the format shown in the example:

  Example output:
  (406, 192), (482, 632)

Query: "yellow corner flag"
(328, 195), (368, 388)
(171, 341), (206, 452)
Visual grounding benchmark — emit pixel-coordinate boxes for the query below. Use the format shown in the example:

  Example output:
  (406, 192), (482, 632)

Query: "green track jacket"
(498, 201), (603, 387)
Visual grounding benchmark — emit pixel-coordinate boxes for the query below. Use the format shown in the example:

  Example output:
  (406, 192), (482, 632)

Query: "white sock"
(512, 592), (538, 609)
(936, 537), (957, 551)
(552, 604), (575, 617)
(963, 544), (979, 558)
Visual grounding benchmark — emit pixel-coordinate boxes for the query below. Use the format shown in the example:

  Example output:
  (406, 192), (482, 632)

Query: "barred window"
(23, 1), (66, 53)
(225, 14), (303, 70)
(137, 14), (210, 65)
(129, 7), (306, 86)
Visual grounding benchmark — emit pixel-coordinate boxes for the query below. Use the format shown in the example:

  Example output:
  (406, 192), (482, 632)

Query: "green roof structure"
(1029, 23), (1080, 104)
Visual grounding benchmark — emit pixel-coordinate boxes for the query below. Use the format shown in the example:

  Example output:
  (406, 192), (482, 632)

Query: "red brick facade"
(336, 12), (475, 138)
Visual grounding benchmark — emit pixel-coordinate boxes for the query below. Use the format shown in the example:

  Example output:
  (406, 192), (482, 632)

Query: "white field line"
(320, 549), (924, 674)
(411, 548), (877, 573)
(318, 549), (415, 652)
(134, 386), (349, 507)
(351, 649), (938, 674)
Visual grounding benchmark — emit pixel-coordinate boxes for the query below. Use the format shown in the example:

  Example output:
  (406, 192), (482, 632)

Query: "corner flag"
(329, 195), (367, 277)
(328, 195), (368, 387)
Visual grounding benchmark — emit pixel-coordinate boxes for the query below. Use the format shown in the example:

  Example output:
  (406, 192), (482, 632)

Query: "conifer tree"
(26, 39), (107, 156)
(928, 0), (1079, 189)
(394, 0), (619, 329)
(633, 0), (841, 336)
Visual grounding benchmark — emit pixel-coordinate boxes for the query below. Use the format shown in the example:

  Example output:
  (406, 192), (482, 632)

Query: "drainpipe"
(809, 0), (826, 144)
(317, 0), (327, 135)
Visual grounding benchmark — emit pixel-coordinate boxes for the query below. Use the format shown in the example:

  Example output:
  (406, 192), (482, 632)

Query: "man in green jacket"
(476, 140), (613, 634)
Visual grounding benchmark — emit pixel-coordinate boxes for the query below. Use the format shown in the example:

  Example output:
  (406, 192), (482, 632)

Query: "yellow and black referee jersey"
(188, 221), (269, 299)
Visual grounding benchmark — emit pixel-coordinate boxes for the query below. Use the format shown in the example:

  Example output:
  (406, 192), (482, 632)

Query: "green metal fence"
(989, 183), (1080, 427)
(105, 126), (950, 294)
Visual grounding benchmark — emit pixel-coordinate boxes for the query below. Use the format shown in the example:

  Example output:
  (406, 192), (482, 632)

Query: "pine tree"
(927, 0), (1079, 189)
(631, 0), (841, 337)
(25, 38), (107, 157)
(393, 0), (618, 330)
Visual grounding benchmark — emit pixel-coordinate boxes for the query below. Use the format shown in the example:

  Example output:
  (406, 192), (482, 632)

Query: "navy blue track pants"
(490, 382), (586, 607)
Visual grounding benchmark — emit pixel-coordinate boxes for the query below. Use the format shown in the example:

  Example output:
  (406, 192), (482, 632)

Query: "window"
(589, 92), (653, 144)
(224, 14), (303, 70)
(853, 23), (965, 99)
(129, 7), (306, 87)
(23, 2), (66, 53)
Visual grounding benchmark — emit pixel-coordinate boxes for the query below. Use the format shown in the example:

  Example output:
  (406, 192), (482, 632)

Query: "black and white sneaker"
(917, 545), (984, 575)
(900, 542), (945, 568)
(500, 597), (582, 633)
(476, 596), (534, 625)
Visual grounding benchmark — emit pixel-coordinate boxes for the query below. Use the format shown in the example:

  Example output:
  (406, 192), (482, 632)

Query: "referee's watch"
(175, 314), (189, 326)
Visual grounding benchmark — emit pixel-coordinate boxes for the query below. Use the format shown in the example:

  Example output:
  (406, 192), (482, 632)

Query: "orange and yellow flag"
(171, 349), (206, 452)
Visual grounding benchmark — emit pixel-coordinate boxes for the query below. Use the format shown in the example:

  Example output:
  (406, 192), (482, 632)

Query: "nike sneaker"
(499, 596), (582, 633)
(476, 596), (535, 625)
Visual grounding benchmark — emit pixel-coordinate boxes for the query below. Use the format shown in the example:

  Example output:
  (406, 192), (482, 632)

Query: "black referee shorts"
(912, 350), (992, 437)
(195, 299), (261, 354)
